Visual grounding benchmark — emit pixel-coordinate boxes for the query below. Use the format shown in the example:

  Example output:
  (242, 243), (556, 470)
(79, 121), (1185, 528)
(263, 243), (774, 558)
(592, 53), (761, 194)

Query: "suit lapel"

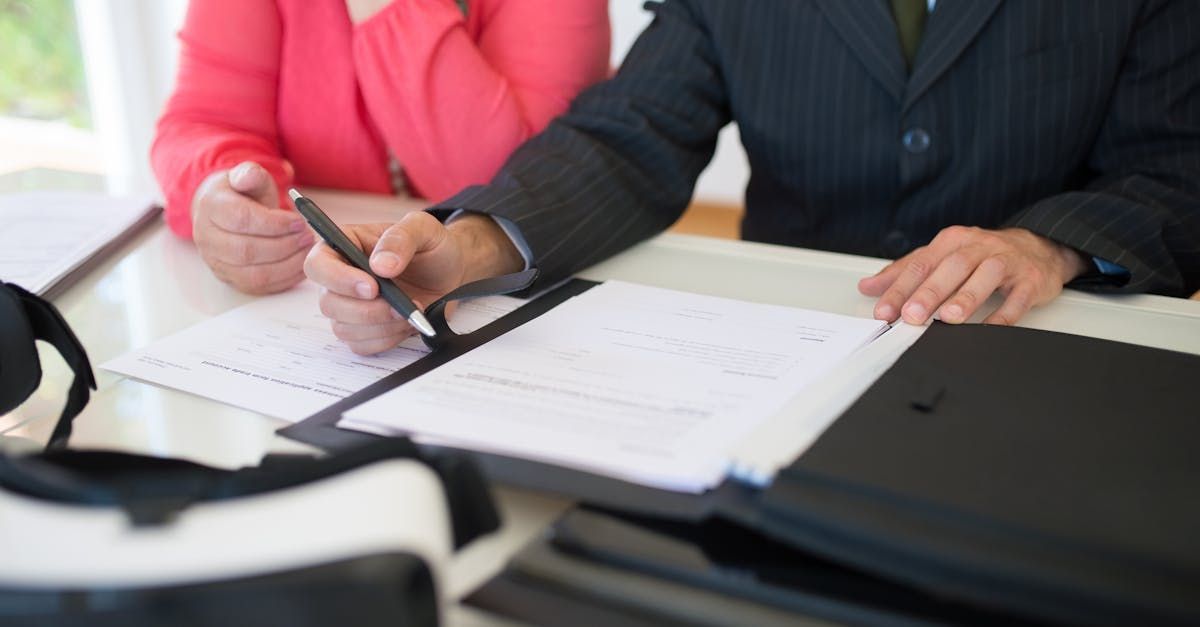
(903, 0), (1003, 109)
(814, 0), (907, 103)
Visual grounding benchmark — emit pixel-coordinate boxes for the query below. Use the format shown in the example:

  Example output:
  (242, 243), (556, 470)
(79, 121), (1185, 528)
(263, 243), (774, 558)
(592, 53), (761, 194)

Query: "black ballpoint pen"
(288, 189), (437, 339)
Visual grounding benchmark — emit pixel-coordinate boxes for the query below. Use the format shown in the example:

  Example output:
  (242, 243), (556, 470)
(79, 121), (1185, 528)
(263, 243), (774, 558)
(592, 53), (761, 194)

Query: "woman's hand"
(191, 162), (313, 294)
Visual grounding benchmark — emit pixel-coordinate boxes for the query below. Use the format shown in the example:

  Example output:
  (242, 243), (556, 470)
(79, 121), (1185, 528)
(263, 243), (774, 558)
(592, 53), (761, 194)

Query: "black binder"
(469, 321), (1200, 625)
(747, 321), (1200, 624)
(281, 275), (1200, 625)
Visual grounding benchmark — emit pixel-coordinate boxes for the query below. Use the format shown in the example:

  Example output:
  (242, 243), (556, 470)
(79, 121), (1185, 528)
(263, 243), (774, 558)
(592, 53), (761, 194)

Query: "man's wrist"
(1055, 242), (1089, 284)
(446, 213), (525, 283)
(1006, 227), (1088, 284)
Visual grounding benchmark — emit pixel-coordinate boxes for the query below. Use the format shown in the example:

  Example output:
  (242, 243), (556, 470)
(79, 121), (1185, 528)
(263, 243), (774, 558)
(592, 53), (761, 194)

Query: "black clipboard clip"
(279, 270), (599, 454)
(420, 269), (540, 351)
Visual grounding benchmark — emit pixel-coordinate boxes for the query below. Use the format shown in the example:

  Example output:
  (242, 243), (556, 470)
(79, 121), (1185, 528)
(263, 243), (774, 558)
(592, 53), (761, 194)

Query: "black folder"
(748, 320), (1200, 624)
(280, 277), (1200, 624)
(470, 322), (1200, 625)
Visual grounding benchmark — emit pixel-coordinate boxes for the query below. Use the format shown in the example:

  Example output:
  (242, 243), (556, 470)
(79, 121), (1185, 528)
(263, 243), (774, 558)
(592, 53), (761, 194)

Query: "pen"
(288, 189), (438, 339)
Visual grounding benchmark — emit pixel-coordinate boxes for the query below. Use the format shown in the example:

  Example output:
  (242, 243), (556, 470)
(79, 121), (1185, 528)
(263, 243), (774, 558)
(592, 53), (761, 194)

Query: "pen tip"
(287, 188), (303, 202)
(410, 310), (438, 339)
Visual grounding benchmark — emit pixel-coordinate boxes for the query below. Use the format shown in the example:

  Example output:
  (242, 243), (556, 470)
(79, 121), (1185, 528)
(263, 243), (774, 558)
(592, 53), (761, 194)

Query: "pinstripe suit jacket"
(433, 0), (1200, 296)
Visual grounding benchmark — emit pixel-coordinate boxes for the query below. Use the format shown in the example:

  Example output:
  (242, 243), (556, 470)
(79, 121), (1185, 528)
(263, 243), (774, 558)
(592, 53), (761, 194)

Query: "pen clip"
(421, 269), (539, 350)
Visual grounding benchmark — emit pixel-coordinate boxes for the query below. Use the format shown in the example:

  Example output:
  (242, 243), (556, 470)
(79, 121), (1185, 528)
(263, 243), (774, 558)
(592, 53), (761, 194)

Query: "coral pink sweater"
(151, 0), (610, 238)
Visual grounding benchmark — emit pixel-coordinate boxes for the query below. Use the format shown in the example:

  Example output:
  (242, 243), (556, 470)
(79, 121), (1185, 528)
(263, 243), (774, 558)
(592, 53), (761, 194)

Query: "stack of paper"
(0, 191), (159, 297)
(106, 277), (905, 493)
(103, 283), (526, 422)
(340, 281), (890, 493)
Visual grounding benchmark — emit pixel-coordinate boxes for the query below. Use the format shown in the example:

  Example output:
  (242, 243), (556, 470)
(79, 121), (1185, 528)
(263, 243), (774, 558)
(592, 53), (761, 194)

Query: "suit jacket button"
(902, 128), (931, 153)
(883, 230), (912, 257)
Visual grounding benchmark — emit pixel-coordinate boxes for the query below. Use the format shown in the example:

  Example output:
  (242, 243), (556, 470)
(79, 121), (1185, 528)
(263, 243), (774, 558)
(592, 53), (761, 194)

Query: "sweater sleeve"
(350, 0), (610, 202)
(150, 0), (291, 240)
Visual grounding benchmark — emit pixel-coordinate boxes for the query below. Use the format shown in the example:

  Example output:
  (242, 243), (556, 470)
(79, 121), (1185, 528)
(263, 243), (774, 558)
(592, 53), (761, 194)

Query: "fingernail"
(290, 220), (308, 233)
(372, 251), (400, 274)
(942, 304), (963, 322)
(355, 282), (373, 298)
(875, 304), (895, 321)
(903, 303), (927, 323)
(298, 231), (315, 246)
(230, 162), (252, 187)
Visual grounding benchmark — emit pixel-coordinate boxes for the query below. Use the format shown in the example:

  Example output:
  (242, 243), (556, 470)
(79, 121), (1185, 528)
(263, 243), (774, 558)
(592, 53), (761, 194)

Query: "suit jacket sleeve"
(429, 0), (730, 289)
(1006, 0), (1200, 295)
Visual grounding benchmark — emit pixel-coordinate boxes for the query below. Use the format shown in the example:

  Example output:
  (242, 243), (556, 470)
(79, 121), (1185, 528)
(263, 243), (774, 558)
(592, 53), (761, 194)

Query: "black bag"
(0, 282), (499, 627)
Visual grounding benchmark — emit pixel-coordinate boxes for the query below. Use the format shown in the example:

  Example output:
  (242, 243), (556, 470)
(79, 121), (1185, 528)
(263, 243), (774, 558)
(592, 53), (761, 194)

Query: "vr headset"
(0, 281), (499, 627)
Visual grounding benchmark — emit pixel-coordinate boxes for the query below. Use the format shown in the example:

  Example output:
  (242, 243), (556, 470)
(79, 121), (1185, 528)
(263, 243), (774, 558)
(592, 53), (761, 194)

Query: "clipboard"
(279, 270), (586, 452)
(284, 283), (1200, 624)
(279, 271), (761, 520)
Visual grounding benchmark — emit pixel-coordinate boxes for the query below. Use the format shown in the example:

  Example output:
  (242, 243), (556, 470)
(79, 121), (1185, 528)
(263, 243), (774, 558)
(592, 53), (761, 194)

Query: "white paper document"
(0, 191), (159, 296)
(340, 281), (889, 493)
(103, 282), (525, 422)
(727, 321), (927, 486)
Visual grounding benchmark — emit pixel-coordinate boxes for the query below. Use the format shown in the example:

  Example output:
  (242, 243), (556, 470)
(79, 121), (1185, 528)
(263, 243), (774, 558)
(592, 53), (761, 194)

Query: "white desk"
(6, 189), (1200, 625)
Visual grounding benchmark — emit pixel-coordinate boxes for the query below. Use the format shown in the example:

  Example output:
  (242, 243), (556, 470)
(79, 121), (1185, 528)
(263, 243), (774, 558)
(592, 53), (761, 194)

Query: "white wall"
(76, 0), (186, 196)
(609, 1), (748, 205)
(96, 1), (748, 204)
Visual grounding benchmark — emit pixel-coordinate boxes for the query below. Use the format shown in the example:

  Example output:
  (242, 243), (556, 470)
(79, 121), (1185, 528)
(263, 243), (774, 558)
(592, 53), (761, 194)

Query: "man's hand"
(192, 161), (313, 294)
(304, 212), (524, 355)
(858, 226), (1088, 326)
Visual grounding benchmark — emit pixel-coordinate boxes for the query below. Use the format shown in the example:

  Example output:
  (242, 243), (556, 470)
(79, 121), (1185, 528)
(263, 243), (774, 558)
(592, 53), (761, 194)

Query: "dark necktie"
(890, 0), (928, 70)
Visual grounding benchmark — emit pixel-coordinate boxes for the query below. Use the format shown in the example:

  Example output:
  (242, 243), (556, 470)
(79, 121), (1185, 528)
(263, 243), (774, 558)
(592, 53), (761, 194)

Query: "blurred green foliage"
(0, 0), (91, 128)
